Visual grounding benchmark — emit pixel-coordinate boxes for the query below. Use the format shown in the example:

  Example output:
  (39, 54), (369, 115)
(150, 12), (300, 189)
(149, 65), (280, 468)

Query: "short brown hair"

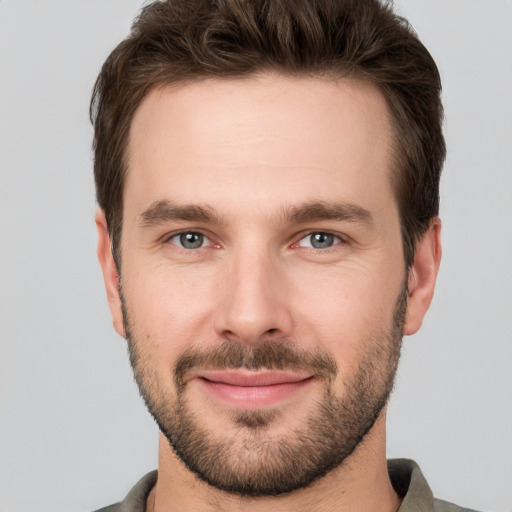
(91, 0), (445, 268)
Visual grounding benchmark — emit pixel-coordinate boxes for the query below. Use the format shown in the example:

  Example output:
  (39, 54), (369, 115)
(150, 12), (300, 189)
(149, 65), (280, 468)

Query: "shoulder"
(92, 505), (122, 512)
(389, 459), (484, 512)
(91, 471), (157, 512)
(434, 498), (482, 512)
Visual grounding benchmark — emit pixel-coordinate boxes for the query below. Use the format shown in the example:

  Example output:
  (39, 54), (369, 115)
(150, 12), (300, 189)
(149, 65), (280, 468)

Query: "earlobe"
(95, 210), (126, 338)
(403, 218), (442, 336)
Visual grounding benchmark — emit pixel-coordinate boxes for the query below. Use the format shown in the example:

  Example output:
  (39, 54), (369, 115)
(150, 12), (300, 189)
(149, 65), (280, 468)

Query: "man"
(90, 1), (477, 511)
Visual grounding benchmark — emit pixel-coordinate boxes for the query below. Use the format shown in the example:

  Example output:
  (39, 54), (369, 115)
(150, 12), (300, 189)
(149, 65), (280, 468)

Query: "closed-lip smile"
(191, 370), (315, 408)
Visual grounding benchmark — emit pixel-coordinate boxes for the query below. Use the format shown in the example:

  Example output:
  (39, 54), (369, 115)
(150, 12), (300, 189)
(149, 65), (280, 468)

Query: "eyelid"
(161, 228), (349, 251)
(292, 230), (347, 249)
(163, 229), (217, 249)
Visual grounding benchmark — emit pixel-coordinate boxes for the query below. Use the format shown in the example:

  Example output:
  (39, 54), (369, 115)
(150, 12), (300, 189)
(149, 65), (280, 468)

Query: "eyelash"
(165, 230), (214, 250)
(294, 231), (345, 251)
(164, 230), (346, 252)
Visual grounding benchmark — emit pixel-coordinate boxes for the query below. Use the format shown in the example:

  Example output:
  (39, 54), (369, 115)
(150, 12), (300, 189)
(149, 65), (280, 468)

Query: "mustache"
(174, 340), (338, 389)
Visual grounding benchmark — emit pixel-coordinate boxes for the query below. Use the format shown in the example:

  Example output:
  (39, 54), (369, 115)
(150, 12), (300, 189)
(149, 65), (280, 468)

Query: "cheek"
(288, 263), (401, 355)
(122, 263), (220, 356)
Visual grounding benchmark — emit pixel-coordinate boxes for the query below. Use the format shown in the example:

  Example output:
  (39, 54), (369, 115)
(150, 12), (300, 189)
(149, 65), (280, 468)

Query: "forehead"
(125, 74), (394, 216)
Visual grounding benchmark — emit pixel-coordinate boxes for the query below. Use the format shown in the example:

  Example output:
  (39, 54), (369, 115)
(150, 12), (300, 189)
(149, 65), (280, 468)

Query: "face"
(97, 74), (439, 496)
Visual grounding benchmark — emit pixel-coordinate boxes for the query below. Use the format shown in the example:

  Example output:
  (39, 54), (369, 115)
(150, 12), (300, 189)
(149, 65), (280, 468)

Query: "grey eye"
(171, 232), (206, 249)
(310, 232), (335, 249)
(298, 232), (339, 249)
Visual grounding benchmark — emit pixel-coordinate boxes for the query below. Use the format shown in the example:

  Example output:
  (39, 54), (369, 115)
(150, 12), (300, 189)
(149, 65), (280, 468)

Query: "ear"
(95, 209), (126, 338)
(403, 218), (442, 336)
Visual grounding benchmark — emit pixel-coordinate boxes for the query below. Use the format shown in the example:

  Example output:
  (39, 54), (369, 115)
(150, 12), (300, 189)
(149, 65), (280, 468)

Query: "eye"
(297, 232), (341, 249)
(168, 231), (211, 250)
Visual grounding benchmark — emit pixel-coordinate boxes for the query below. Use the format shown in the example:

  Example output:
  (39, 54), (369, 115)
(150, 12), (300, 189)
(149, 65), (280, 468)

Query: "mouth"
(192, 370), (315, 408)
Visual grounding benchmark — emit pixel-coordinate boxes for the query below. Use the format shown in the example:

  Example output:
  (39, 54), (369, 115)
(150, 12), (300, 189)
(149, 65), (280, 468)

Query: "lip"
(192, 370), (314, 408)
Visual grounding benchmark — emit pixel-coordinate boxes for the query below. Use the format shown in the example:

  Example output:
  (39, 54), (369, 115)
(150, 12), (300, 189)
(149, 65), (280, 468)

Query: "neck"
(149, 411), (401, 512)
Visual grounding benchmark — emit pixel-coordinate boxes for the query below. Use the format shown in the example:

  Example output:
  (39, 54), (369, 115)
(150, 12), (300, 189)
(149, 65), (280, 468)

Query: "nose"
(213, 250), (293, 345)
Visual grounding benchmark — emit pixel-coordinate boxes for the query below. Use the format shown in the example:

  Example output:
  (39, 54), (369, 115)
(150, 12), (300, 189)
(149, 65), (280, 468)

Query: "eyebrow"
(138, 199), (373, 228)
(282, 201), (374, 226)
(138, 200), (224, 227)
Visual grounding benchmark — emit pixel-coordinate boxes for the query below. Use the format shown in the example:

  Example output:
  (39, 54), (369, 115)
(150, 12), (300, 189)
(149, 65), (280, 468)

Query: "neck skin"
(148, 409), (402, 512)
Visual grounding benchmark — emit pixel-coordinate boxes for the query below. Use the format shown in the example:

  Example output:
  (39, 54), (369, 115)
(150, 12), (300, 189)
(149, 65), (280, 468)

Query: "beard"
(123, 284), (407, 497)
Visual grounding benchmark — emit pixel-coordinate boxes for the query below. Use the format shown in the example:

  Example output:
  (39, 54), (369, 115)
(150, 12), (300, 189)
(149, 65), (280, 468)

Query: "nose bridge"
(214, 243), (292, 344)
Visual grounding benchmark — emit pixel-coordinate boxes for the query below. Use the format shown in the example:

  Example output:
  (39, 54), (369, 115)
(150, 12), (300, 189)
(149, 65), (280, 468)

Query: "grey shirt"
(94, 459), (480, 512)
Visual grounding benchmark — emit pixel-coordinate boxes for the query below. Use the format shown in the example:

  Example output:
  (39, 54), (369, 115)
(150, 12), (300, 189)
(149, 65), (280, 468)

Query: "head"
(92, 0), (444, 498)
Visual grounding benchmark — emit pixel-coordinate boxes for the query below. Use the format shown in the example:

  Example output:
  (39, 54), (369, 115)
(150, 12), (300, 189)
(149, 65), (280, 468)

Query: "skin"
(96, 74), (441, 512)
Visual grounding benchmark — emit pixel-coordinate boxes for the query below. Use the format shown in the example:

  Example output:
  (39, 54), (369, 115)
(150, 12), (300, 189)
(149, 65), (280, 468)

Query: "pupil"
(180, 232), (203, 249)
(311, 232), (333, 249)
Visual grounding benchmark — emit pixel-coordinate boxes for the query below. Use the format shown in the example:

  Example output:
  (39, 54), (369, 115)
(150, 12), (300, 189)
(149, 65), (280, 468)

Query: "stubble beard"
(123, 285), (407, 497)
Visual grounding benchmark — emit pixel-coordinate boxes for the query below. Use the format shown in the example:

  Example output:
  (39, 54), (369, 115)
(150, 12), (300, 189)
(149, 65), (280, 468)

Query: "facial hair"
(123, 283), (407, 497)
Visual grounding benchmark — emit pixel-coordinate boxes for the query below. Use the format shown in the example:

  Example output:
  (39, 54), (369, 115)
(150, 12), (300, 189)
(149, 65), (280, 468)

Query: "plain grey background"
(1, 1), (511, 511)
